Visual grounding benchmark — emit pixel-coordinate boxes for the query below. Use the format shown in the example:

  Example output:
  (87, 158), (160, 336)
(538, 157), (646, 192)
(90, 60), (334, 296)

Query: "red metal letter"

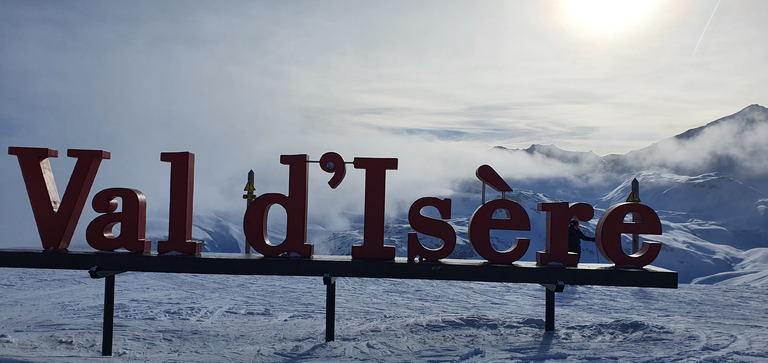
(319, 152), (346, 189)
(596, 203), (662, 268)
(536, 202), (594, 267)
(407, 197), (456, 261)
(158, 152), (202, 255)
(468, 199), (530, 264)
(86, 188), (151, 253)
(243, 154), (313, 257)
(351, 157), (398, 260)
(475, 165), (513, 192)
(8, 147), (110, 250)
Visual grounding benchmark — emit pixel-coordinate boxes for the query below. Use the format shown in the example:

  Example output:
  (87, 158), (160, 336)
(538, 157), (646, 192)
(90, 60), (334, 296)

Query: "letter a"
(8, 147), (110, 250)
(86, 188), (151, 253)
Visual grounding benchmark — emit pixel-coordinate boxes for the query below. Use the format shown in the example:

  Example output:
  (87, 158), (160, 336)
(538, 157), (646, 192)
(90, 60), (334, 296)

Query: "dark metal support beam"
(88, 266), (124, 356)
(545, 288), (555, 332)
(102, 275), (115, 356)
(541, 281), (564, 331)
(324, 274), (337, 342)
(0, 250), (678, 288)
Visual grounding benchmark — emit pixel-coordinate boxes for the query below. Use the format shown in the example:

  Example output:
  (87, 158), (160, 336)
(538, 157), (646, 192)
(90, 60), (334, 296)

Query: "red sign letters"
(8, 147), (663, 268)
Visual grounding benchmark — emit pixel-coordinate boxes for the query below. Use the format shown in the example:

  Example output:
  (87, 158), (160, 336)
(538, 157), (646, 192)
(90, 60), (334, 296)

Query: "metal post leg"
(89, 266), (124, 356)
(545, 288), (555, 332)
(324, 274), (337, 342)
(103, 275), (115, 356)
(542, 281), (564, 332)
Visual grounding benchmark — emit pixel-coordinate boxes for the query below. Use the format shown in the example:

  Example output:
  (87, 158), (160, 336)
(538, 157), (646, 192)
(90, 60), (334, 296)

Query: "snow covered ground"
(2, 267), (767, 362)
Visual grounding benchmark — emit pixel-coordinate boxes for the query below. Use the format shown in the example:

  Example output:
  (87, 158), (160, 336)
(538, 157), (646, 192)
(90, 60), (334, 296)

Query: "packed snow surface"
(1, 268), (767, 362)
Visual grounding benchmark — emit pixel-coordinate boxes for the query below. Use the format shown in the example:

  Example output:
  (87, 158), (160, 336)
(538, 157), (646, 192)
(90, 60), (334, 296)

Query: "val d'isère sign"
(1, 147), (677, 356)
(7, 147), (663, 268)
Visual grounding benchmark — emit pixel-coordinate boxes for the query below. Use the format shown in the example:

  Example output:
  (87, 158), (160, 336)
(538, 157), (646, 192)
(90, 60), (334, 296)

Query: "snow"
(2, 268), (767, 362)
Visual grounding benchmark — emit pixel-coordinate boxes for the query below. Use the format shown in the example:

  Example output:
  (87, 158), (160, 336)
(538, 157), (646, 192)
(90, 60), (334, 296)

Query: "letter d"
(243, 154), (313, 257)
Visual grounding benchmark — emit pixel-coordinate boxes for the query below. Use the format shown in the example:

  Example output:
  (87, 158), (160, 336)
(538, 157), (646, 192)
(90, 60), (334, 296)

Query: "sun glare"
(561, 0), (657, 35)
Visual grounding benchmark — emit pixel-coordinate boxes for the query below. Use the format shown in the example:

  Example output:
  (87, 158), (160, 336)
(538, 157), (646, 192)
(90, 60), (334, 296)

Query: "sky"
(1, 0), (767, 246)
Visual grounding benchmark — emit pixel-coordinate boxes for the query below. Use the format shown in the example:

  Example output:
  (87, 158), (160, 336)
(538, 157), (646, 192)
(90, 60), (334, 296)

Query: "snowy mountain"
(173, 105), (768, 285)
(620, 104), (768, 183)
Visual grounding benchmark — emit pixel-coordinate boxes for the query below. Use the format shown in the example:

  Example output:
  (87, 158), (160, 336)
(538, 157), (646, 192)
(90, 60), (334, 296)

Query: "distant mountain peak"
(675, 104), (768, 141)
(488, 143), (604, 168)
(743, 103), (767, 111)
(494, 104), (768, 180)
(609, 104), (768, 180)
(522, 143), (597, 156)
(525, 143), (563, 153)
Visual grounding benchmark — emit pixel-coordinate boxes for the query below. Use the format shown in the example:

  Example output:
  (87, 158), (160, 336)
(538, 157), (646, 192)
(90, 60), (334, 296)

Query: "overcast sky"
(1, 0), (766, 246)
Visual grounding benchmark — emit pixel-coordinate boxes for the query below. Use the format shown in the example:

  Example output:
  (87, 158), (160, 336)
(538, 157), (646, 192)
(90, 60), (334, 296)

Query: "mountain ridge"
(674, 104), (768, 141)
(501, 104), (768, 178)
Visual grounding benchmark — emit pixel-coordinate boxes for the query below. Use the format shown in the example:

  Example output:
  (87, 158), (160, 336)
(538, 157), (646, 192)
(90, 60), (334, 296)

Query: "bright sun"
(561, 0), (657, 35)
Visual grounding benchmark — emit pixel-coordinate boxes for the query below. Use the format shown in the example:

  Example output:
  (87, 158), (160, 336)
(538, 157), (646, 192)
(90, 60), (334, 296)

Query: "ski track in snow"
(1, 268), (767, 362)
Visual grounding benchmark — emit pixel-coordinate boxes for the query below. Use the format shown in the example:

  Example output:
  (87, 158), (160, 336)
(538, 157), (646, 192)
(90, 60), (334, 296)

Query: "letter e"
(468, 199), (530, 264)
(596, 203), (662, 268)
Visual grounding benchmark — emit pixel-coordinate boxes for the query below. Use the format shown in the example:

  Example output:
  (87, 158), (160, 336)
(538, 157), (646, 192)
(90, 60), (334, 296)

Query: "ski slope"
(1, 268), (766, 362)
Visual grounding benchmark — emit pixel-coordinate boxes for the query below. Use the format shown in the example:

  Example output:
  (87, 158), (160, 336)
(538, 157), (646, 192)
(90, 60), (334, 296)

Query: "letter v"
(8, 147), (110, 250)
